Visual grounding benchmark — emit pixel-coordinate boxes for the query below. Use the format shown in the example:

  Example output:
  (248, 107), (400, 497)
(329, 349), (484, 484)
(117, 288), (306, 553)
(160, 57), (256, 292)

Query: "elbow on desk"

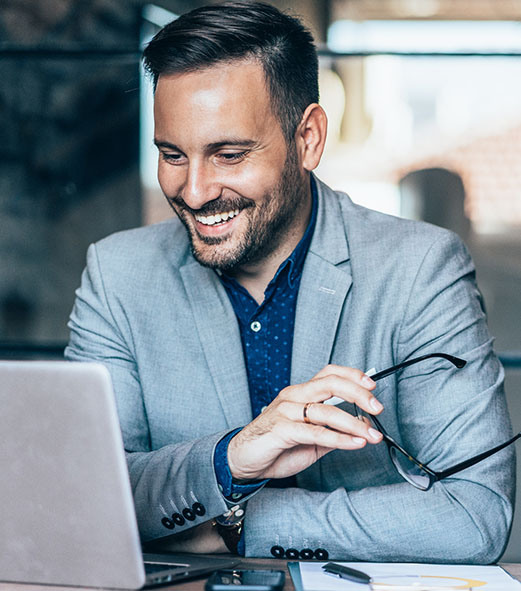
(440, 484), (514, 565)
(454, 524), (512, 565)
(470, 510), (513, 564)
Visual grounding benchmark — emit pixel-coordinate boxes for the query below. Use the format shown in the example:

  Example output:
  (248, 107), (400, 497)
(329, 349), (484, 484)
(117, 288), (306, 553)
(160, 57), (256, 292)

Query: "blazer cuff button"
(161, 517), (175, 530)
(193, 502), (206, 516)
(182, 508), (196, 521)
(270, 545), (284, 558)
(172, 513), (185, 526)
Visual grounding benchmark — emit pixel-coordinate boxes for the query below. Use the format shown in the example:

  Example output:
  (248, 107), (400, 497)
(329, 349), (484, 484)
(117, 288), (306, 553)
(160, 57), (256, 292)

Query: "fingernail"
(368, 428), (381, 441)
(362, 375), (376, 387)
(352, 437), (365, 446)
(370, 398), (383, 412)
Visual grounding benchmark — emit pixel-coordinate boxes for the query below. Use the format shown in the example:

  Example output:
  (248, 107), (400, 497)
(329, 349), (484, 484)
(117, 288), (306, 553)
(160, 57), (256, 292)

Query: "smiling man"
(66, 1), (515, 562)
(153, 60), (311, 299)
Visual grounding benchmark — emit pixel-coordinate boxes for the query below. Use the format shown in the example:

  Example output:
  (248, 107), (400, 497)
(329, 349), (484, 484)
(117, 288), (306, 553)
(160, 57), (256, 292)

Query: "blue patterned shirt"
(213, 177), (318, 504)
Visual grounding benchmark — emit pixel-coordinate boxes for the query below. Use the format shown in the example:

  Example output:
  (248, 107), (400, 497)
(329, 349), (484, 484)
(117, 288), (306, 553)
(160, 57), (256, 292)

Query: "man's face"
(153, 60), (311, 272)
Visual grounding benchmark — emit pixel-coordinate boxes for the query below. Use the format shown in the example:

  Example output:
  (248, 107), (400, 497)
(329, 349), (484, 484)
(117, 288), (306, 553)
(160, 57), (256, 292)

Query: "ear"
(295, 103), (328, 172)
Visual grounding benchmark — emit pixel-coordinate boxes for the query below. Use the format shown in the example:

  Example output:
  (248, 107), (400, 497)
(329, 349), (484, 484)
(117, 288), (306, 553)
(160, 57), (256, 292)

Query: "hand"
(227, 365), (384, 481)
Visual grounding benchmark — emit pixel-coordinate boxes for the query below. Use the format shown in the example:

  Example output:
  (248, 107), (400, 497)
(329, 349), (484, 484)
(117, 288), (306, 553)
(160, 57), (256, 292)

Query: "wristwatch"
(213, 503), (246, 554)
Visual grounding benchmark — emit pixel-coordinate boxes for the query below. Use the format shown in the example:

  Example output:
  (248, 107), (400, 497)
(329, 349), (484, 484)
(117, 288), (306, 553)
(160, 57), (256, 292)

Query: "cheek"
(225, 162), (283, 200)
(157, 161), (182, 197)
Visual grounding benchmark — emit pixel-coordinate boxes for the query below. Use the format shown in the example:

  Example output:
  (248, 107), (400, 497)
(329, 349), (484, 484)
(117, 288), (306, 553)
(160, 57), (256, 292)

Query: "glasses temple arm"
(435, 432), (521, 480)
(371, 353), (466, 382)
(353, 353), (466, 417)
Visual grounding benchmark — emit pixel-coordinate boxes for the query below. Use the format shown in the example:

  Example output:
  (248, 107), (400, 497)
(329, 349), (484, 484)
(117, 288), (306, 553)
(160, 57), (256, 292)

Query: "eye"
(217, 151), (247, 163)
(161, 152), (186, 165)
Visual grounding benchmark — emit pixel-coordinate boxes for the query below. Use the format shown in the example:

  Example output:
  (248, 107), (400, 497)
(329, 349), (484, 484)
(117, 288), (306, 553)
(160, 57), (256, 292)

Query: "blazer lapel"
(180, 263), (252, 427)
(179, 176), (352, 415)
(291, 177), (353, 384)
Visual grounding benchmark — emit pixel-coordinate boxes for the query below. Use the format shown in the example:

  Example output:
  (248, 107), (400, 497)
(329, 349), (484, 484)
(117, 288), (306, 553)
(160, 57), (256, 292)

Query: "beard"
(167, 143), (308, 272)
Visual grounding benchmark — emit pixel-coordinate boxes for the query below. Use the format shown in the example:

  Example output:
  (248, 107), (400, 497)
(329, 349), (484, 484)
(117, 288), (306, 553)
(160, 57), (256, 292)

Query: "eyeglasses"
(357, 352), (521, 491)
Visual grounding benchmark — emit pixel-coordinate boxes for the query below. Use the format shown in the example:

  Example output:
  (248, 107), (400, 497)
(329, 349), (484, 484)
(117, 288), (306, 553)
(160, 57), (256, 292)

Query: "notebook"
(0, 360), (238, 588)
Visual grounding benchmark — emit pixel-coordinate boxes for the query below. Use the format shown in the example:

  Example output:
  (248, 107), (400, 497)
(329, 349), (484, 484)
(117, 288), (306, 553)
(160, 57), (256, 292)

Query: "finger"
(276, 419), (373, 450)
(302, 402), (382, 443)
(314, 364), (377, 390)
(263, 400), (381, 445)
(270, 400), (381, 443)
(283, 373), (383, 415)
(257, 400), (381, 445)
(311, 365), (381, 412)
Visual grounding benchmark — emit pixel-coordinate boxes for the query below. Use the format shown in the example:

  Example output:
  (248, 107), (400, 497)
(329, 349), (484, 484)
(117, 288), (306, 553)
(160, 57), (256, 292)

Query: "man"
(66, 1), (515, 562)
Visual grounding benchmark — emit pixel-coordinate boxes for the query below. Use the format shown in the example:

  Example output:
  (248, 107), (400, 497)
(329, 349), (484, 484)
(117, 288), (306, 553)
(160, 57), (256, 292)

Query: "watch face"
(215, 514), (243, 526)
(216, 503), (246, 526)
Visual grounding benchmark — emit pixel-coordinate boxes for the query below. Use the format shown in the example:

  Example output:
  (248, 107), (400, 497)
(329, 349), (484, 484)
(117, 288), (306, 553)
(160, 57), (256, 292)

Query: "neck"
(231, 190), (313, 305)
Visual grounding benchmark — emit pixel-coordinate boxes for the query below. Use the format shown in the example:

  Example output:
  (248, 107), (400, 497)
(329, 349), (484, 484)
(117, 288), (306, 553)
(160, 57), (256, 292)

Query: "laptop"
(0, 360), (239, 589)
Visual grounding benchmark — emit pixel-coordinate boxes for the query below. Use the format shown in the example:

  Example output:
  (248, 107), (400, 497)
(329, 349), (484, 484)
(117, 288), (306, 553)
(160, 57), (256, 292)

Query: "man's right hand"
(227, 364), (384, 481)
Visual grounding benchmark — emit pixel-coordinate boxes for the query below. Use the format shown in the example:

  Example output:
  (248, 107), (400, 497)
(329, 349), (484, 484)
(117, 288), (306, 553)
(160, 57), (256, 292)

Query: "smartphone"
(205, 569), (285, 591)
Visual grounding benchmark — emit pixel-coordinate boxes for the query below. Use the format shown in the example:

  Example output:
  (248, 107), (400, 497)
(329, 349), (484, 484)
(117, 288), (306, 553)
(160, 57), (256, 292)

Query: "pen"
(322, 562), (372, 585)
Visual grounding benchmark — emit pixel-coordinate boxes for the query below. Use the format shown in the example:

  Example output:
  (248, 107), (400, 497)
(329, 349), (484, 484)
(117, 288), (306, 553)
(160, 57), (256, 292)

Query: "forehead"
(153, 60), (281, 142)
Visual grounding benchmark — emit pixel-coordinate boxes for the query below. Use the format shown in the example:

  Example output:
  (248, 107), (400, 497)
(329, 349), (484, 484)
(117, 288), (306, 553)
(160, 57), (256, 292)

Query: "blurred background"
(1, 0), (520, 560)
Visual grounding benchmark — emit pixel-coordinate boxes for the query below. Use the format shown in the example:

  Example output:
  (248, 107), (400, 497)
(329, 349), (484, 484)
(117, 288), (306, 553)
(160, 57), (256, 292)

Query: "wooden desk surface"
(0, 559), (519, 591)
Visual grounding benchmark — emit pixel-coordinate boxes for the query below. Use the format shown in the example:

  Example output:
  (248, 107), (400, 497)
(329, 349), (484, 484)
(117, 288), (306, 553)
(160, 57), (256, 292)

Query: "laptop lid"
(0, 361), (237, 589)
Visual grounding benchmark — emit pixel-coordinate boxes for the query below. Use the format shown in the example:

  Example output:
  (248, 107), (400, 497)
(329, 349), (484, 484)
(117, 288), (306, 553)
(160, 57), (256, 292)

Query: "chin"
(190, 241), (243, 271)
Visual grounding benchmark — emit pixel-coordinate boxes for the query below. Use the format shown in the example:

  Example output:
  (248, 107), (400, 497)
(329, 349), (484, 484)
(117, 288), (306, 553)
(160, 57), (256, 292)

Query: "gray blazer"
(66, 176), (514, 562)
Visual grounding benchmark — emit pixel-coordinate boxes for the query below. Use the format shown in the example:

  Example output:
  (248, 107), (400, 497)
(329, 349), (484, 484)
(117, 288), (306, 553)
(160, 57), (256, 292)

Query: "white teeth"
(195, 209), (240, 226)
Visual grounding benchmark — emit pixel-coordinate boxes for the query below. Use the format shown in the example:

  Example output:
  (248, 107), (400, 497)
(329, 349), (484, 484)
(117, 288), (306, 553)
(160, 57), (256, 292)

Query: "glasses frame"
(359, 352), (521, 491)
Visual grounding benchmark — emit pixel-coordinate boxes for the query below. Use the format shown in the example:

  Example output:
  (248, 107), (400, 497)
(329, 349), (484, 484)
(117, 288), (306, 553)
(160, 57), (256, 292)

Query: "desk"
(0, 560), (519, 591)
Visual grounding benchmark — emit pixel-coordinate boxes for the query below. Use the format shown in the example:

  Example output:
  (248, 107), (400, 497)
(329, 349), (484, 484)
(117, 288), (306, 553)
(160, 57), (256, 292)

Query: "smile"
(194, 209), (240, 226)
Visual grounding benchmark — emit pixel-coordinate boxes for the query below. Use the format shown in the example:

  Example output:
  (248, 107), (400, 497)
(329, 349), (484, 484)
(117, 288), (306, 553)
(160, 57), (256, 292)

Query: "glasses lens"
(389, 446), (432, 490)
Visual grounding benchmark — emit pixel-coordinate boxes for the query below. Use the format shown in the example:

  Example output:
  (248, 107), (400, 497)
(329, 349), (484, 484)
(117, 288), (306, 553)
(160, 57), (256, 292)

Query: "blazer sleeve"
(65, 243), (232, 542)
(243, 231), (515, 563)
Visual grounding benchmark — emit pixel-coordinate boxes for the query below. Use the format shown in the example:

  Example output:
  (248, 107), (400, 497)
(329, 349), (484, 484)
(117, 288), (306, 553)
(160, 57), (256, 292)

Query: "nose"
(180, 160), (222, 211)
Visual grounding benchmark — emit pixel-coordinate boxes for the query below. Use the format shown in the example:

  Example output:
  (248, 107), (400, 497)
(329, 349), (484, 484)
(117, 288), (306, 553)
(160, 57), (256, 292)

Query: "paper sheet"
(297, 562), (521, 591)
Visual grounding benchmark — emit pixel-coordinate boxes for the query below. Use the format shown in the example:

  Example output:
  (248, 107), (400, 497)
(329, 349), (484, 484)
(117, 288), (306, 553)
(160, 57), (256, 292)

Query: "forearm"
(243, 476), (514, 562)
(126, 432), (233, 542)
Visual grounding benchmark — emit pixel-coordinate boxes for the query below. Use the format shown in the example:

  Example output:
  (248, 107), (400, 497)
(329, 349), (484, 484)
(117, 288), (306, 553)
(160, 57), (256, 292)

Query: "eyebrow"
(154, 139), (180, 150)
(206, 139), (257, 150)
(153, 138), (258, 151)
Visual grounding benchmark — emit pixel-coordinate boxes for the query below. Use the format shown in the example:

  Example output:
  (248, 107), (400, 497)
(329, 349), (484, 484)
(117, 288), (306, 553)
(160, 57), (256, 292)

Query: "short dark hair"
(142, 1), (319, 141)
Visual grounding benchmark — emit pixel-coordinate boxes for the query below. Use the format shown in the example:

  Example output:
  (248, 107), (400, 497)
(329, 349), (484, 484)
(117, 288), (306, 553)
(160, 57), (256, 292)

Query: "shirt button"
(250, 321), (262, 332)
